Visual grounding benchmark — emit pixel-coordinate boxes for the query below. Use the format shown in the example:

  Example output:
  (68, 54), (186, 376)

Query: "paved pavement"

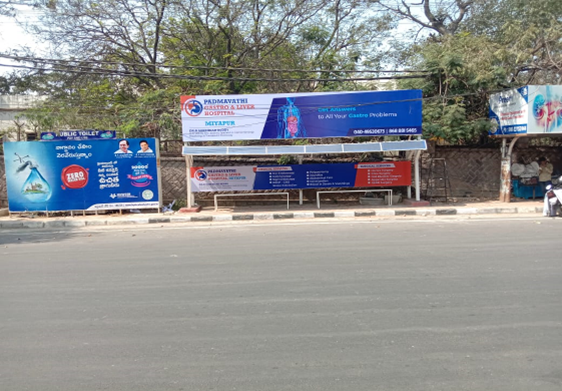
(0, 198), (549, 229)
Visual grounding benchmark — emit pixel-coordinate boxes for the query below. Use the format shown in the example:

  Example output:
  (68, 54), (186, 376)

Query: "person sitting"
(538, 157), (553, 195)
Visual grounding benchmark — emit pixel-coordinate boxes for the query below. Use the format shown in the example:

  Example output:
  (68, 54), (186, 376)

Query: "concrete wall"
(1, 145), (562, 209)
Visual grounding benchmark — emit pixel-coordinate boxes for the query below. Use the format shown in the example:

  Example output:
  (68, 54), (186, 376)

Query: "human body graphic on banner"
(181, 90), (422, 141)
(277, 98), (308, 138)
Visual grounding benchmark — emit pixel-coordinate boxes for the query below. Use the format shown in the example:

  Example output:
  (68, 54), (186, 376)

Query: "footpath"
(0, 199), (548, 229)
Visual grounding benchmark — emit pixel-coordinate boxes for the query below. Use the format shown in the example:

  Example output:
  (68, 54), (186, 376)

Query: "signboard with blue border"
(40, 130), (116, 141)
(181, 90), (422, 141)
(190, 162), (411, 192)
(3, 138), (161, 212)
(489, 85), (562, 136)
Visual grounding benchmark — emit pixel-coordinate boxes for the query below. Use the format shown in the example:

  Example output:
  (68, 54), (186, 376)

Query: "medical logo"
(490, 117), (500, 135)
(194, 169), (208, 181)
(183, 98), (203, 117)
(142, 190), (154, 200)
(127, 163), (153, 187)
(61, 164), (89, 189)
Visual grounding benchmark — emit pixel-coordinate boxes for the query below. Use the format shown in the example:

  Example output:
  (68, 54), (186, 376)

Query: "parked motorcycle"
(543, 177), (562, 217)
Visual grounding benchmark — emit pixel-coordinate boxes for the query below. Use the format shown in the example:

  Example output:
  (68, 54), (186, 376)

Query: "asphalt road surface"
(1, 217), (561, 391)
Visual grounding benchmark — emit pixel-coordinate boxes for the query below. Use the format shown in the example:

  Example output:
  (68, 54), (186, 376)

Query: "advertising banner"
(40, 130), (116, 141)
(489, 85), (562, 136)
(3, 138), (161, 212)
(190, 162), (411, 192)
(181, 90), (422, 141)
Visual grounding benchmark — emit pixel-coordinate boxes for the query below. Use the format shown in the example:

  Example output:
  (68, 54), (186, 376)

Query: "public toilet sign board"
(40, 130), (116, 141)
(489, 85), (562, 136)
(181, 90), (422, 142)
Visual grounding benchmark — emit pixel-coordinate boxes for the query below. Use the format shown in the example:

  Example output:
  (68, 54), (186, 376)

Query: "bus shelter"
(182, 140), (427, 209)
(490, 85), (562, 202)
(180, 90), (426, 209)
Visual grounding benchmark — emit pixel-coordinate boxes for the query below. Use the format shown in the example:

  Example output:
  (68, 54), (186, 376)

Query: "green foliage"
(399, 33), (512, 144)
(277, 155), (297, 165)
(3, 0), (562, 148)
(394, 0), (562, 145)
(4, 0), (393, 137)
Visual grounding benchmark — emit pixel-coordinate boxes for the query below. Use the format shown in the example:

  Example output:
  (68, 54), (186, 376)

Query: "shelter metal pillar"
(499, 137), (520, 203)
(298, 155), (304, 205)
(414, 150), (421, 201)
(185, 153), (194, 208)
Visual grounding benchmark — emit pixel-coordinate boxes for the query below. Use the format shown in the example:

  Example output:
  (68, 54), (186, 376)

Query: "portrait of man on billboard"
(115, 139), (133, 154)
(137, 140), (153, 153)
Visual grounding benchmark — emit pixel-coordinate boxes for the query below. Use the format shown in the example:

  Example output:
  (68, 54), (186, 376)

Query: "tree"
(163, 0), (391, 93)
(0, 0), (19, 16)
(382, 0), (562, 144)
(9, 0), (394, 137)
(398, 33), (506, 144)
(372, 0), (475, 38)
(29, 0), (170, 89)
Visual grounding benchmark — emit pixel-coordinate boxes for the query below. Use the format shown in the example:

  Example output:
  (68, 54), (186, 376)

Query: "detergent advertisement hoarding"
(489, 85), (562, 136)
(3, 138), (161, 212)
(190, 162), (411, 192)
(181, 90), (422, 142)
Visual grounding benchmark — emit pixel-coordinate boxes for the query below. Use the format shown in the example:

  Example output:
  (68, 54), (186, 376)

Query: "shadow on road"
(0, 228), (98, 246)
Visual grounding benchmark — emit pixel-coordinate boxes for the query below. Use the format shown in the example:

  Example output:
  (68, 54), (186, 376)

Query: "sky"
(0, 3), (47, 75)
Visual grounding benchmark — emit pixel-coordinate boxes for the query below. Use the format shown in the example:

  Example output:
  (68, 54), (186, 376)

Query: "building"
(0, 95), (48, 141)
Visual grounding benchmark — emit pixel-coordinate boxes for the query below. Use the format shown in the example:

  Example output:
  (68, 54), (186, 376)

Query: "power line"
(0, 62), (430, 83)
(0, 53), (429, 75)
(4, 90), (504, 119)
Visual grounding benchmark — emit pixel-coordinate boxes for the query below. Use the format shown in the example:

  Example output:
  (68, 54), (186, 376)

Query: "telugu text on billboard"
(3, 138), (161, 212)
(190, 162), (412, 192)
(181, 90), (422, 141)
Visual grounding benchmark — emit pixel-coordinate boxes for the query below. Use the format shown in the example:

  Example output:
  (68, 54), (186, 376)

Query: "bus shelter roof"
(182, 140), (427, 156)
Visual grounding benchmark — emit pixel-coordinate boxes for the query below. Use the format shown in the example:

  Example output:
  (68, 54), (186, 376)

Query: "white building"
(0, 95), (48, 140)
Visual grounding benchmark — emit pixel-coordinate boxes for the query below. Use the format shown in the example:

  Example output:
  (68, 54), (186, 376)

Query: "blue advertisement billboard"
(190, 162), (412, 192)
(489, 85), (562, 136)
(3, 138), (161, 212)
(181, 90), (422, 141)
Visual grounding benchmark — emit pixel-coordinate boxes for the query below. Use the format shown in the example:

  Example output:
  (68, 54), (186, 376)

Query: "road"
(1, 217), (561, 391)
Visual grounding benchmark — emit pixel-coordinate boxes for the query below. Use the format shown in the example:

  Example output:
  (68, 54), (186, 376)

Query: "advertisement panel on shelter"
(190, 162), (411, 192)
(3, 138), (161, 212)
(526, 85), (562, 134)
(181, 90), (422, 142)
(489, 85), (562, 136)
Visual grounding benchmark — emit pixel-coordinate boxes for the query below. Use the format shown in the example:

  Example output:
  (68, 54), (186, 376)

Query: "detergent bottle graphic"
(14, 153), (52, 203)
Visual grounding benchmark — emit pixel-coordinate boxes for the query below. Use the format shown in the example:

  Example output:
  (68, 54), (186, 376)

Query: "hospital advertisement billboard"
(190, 162), (412, 192)
(489, 85), (562, 136)
(3, 138), (161, 212)
(181, 90), (422, 142)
